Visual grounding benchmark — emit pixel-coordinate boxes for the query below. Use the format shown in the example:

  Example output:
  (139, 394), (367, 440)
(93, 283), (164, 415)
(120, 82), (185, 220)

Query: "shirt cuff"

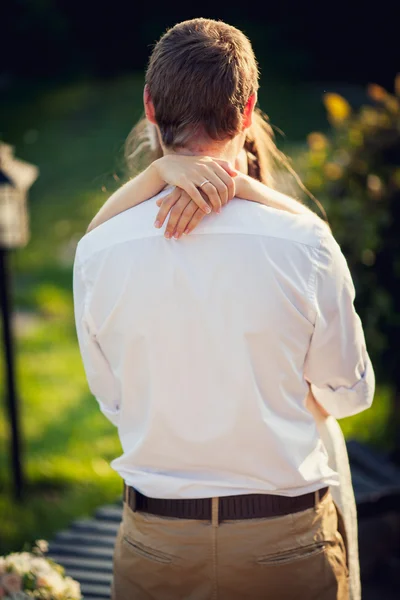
(310, 359), (375, 420)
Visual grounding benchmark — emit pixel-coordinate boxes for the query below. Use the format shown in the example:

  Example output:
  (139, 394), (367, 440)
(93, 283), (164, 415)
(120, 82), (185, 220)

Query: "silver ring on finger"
(199, 179), (210, 189)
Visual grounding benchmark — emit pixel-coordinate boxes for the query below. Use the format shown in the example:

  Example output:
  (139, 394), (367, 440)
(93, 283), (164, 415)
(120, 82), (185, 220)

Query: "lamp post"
(0, 142), (38, 500)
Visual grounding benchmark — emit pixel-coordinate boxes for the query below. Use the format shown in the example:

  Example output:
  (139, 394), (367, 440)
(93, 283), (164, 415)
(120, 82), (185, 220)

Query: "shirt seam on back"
(77, 229), (324, 266)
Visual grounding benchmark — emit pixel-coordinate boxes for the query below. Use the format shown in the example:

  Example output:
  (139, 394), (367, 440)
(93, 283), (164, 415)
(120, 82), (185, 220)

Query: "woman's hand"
(153, 155), (237, 214)
(154, 172), (250, 239)
(86, 154), (237, 234)
(305, 385), (330, 419)
(155, 188), (210, 239)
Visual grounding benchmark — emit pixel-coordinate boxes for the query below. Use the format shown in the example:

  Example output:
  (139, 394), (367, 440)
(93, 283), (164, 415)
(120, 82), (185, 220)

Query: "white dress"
(308, 397), (361, 600)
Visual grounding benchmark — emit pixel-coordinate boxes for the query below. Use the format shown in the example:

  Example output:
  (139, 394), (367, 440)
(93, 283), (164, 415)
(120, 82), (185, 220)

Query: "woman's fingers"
(199, 180), (222, 212)
(198, 163), (235, 207)
(206, 172), (230, 207)
(155, 157), (237, 213)
(154, 187), (181, 228)
(173, 200), (200, 238)
(164, 193), (192, 239)
(153, 155), (238, 236)
(183, 207), (206, 235)
(181, 168), (231, 212)
(214, 159), (238, 178)
(179, 180), (213, 214)
(211, 163), (236, 201)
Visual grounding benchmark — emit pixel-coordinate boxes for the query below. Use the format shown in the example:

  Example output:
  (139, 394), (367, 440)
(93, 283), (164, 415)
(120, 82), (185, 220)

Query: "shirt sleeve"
(304, 230), (375, 419)
(73, 250), (121, 426)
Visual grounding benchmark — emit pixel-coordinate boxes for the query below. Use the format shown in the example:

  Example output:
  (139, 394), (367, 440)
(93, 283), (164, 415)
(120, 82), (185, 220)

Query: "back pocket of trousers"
(257, 542), (326, 566)
(122, 535), (174, 564)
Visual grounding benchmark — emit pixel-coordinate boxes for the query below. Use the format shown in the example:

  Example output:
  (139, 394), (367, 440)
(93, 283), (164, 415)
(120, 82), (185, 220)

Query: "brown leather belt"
(123, 483), (329, 521)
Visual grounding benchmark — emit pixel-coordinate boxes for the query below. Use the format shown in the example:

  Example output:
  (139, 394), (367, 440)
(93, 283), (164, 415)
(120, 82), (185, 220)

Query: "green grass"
(0, 74), (393, 555)
(0, 315), (122, 553)
(0, 75), (143, 554)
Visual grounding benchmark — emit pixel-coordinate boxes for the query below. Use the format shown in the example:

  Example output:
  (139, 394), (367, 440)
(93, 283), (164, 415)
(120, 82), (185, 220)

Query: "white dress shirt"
(73, 190), (375, 499)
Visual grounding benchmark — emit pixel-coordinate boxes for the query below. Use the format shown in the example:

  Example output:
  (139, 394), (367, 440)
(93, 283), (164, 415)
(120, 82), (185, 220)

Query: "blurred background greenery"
(0, 1), (399, 554)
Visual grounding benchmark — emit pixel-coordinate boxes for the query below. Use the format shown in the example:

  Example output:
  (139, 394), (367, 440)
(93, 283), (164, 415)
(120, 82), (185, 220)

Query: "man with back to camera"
(73, 18), (374, 600)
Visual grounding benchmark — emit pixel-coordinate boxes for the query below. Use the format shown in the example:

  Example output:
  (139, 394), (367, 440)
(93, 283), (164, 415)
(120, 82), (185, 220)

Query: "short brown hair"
(145, 18), (259, 149)
(124, 20), (328, 223)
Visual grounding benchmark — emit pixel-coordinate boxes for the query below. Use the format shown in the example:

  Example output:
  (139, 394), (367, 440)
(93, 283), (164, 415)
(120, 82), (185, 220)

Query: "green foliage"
(296, 78), (400, 386)
(23, 571), (37, 591)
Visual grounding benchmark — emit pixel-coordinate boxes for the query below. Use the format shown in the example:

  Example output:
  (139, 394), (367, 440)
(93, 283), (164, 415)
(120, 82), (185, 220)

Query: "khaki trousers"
(111, 489), (349, 600)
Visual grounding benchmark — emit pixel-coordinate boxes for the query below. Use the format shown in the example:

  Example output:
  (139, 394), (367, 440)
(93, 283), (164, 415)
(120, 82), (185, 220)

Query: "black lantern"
(0, 142), (38, 500)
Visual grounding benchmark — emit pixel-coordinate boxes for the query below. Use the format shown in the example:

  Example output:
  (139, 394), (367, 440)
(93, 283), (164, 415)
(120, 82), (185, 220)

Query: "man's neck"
(163, 139), (238, 164)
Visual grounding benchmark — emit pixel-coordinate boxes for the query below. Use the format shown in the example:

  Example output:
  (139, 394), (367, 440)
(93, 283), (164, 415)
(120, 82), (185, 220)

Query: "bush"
(296, 77), (400, 456)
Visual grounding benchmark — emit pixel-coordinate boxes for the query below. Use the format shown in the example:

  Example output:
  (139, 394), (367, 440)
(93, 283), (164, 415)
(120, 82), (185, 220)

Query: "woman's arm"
(236, 174), (311, 216)
(87, 155), (237, 232)
(305, 386), (331, 419)
(155, 172), (315, 239)
(87, 163), (165, 232)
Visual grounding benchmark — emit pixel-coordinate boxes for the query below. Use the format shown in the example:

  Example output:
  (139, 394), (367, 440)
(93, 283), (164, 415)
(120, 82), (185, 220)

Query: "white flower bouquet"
(0, 541), (81, 600)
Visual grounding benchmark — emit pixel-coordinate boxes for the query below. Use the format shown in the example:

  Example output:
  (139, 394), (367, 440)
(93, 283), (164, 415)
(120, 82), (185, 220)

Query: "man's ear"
(144, 85), (157, 124)
(242, 92), (257, 130)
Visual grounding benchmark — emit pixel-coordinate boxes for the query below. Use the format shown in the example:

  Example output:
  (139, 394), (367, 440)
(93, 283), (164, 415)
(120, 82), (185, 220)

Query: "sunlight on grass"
(0, 317), (122, 554)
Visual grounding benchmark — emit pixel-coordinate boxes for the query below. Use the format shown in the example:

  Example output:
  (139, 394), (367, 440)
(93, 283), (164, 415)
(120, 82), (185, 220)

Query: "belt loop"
(130, 487), (137, 512)
(314, 488), (320, 512)
(211, 497), (219, 527)
(124, 484), (137, 512)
